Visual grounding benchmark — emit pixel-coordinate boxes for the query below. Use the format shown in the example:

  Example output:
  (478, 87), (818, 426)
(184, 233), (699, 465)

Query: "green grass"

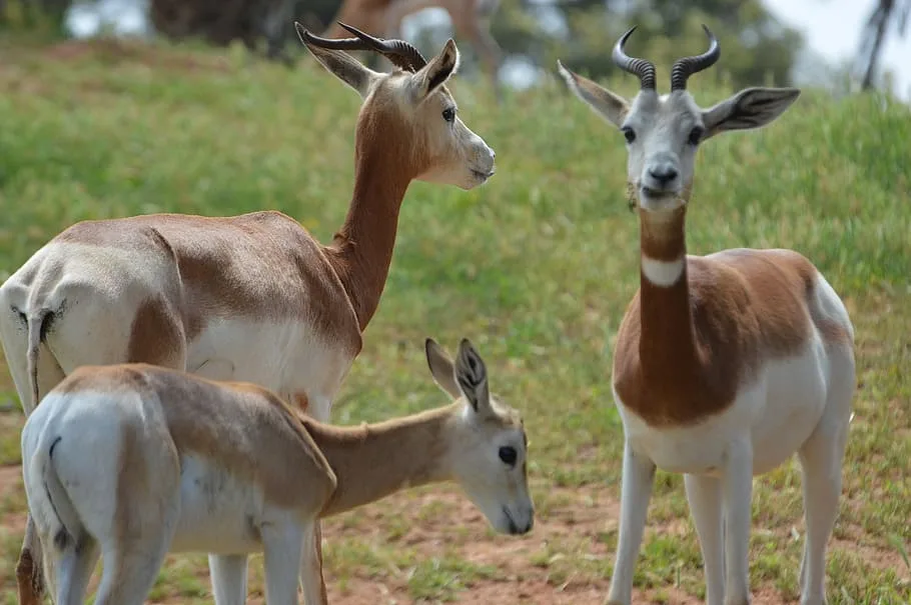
(0, 35), (909, 604)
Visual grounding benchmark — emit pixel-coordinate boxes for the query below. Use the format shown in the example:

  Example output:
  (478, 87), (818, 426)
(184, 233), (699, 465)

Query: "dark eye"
(688, 126), (704, 145)
(498, 446), (517, 466)
(442, 107), (456, 123)
(621, 127), (636, 144)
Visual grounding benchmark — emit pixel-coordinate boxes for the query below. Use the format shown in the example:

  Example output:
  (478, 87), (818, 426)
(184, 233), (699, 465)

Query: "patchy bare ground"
(0, 459), (906, 604)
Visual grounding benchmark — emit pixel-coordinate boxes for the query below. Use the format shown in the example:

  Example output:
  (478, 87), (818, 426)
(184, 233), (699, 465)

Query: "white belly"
(170, 455), (265, 554)
(616, 344), (830, 476)
(185, 319), (354, 409)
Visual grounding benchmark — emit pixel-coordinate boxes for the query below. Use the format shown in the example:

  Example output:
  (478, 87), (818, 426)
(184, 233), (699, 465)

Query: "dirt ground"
(4, 464), (904, 605)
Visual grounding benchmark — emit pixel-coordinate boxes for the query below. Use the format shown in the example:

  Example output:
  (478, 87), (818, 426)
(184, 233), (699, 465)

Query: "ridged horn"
(611, 26), (656, 90)
(295, 21), (427, 72)
(670, 25), (720, 91)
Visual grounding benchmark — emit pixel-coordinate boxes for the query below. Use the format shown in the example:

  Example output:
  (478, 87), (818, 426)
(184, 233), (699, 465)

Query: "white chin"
(638, 191), (683, 211)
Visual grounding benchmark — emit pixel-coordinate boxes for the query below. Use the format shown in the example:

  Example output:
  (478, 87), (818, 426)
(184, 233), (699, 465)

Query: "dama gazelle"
(0, 23), (495, 605)
(558, 26), (855, 605)
(21, 338), (534, 605)
(323, 0), (503, 96)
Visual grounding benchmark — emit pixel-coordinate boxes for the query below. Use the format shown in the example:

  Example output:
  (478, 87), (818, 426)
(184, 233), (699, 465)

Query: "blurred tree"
(0, 0), (71, 34)
(547, 0), (803, 90)
(411, 0), (802, 90)
(858, 0), (909, 90)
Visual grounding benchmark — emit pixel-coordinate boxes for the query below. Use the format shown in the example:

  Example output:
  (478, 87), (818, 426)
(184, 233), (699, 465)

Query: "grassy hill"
(0, 36), (908, 604)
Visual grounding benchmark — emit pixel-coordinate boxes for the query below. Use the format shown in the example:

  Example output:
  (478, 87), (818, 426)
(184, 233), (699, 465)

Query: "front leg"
(606, 440), (656, 605)
(684, 474), (725, 605)
(721, 437), (754, 605)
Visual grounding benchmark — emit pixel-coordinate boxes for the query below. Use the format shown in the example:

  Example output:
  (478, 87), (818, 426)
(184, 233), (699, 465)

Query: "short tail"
(25, 311), (51, 411)
(26, 435), (81, 550)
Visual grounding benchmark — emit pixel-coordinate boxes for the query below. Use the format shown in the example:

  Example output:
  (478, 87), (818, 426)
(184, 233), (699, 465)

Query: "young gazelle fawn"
(0, 23), (495, 605)
(558, 27), (855, 605)
(21, 338), (533, 605)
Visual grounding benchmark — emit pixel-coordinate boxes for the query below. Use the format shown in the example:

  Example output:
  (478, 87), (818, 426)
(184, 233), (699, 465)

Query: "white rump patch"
(641, 256), (685, 287)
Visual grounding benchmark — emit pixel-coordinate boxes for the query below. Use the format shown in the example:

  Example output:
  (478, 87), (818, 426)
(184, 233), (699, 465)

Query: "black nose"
(649, 163), (678, 185)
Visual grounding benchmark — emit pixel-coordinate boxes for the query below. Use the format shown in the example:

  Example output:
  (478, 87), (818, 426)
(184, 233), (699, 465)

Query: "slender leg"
(51, 535), (101, 605)
(209, 554), (249, 605)
(797, 416), (850, 604)
(720, 438), (754, 605)
(17, 518), (45, 605)
(262, 519), (305, 605)
(94, 536), (173, 605)
(300, 520), (328, 605)
(684, 474), (725, 605)
(606, 440), (656, 605)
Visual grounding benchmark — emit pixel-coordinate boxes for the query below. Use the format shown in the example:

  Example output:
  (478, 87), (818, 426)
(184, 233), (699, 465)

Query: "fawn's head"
(425, 338), (534, 536)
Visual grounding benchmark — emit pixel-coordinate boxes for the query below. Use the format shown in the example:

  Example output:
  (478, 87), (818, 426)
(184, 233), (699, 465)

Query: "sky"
(763, 0), (911, 99)
(68, 0), (911, 99)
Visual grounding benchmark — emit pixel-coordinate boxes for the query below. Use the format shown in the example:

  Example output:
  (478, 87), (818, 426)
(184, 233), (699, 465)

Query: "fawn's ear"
(702, 87), (800, 140)
(455, 338), (491, 416)
(426, 338), (461, 400)
(297, 22), (379, 98)
(557, 61), (629, 128)
(410, 38), (460, 103)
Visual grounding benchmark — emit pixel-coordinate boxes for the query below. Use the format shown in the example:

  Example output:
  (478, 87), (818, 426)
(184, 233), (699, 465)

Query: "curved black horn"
(295, 22), (428, 72)
(611, 26), (656, 90)
(670, 25), (720, 91)
(338, 22), (427, 72)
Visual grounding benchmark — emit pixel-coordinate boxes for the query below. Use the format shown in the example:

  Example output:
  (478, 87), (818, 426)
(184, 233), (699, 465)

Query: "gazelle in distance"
(323, 0), (503, 97)
(0, 22), (495, 605)
(21, 338), (534, 605)
(558, 26), (855, 605)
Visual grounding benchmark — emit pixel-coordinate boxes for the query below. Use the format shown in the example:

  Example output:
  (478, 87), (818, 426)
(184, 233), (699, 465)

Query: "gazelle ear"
(296, 22), (379, 98)
(702, 87), (800, 140)
(455, 338), (491, 415)
(410, 38), (460, 103)
(557, 61), (629, 128)
(425, 338), (461, 400)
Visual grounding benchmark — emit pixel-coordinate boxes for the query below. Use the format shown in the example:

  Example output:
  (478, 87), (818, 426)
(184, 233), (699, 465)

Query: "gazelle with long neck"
(558, 27), (855, 605)
(20, 338), (534, 605)
(323, 0), (503, 96)
(0, 23), (495, 605)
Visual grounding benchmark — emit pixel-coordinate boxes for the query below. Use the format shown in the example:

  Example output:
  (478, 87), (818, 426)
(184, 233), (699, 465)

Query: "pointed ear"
(557, 61), (629, 128)
(411, 38), (460, 103)
(702, 87), (800, 140)
(296, 22), (378, 98)
(425, 338), (461, 400)
(455, 339), (490, 415)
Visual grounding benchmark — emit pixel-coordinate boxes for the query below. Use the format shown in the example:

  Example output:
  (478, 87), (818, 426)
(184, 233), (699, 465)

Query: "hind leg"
(209, 554), (249, 605)
(262, 517), (306, 605)
(92, 493), (178, 605)
(45, 534), (101, 605)
(797, 353), (854, 605)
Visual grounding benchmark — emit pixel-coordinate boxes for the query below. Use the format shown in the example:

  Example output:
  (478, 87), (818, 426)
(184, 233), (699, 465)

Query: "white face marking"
(622, 91), (704, 209)
(449, 402), (534, 535)
(641, 256), (685, 287)
(411, 87), (496, 190)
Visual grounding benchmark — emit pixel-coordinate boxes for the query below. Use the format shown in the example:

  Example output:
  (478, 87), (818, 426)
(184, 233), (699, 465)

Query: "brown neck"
(637, 206), (701, 381)
(324, 141), (413, 331)
(303, 404), (456, 517)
